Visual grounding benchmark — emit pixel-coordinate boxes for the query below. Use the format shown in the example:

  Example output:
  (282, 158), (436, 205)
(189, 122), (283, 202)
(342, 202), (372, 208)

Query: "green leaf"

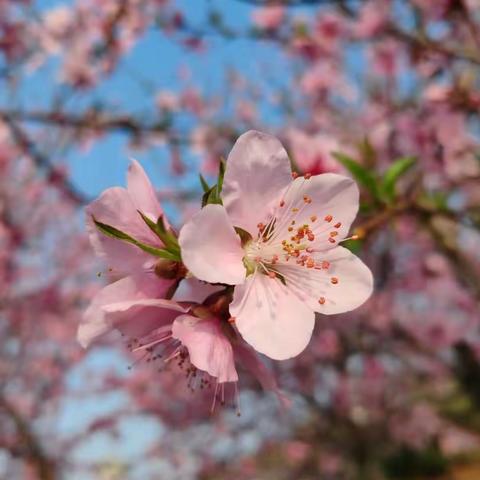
(93, 217), (180, 261)
(332, 152), (379, 199)
(342, 238), (363, 254)
(199, 174), (210, 193)
(381, 156), (417, 202)
(137, 211), (180, 255)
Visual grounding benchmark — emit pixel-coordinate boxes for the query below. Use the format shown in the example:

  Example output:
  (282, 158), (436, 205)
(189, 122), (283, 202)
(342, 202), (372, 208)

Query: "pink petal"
(86, 186), (161, 273)
(276, 246), (373, 315)
(222, 130), (292, 234)
(78, 272), (173, 347)
(102, 298), (187, 313)
(178, 204), (245, 285)
(127, 159), (165, 222)
(273, 173), (359, 251)
(230, 272), (315, 360)
(172, 315), (238, 383)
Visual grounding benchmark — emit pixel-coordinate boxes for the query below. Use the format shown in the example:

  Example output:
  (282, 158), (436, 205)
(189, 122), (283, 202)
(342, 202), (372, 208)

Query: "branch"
(0, 113), (90, 204)
(0, 395), (56, 480)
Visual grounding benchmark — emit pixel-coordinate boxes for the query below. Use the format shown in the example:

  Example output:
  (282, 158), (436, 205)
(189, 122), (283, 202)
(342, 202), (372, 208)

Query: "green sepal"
(137, 211), (180, 256)
(199, 174), (210, 193)
(93, 217), (180, 261)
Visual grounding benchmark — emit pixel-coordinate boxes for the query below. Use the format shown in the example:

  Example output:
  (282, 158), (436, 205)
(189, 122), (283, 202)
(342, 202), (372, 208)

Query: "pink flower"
(79, 275), (285, 408)
(79, 159), (179, 346)
(252, 6), (284, 31)
(86, 159), (168, 275)
(179, 131), (373, 360)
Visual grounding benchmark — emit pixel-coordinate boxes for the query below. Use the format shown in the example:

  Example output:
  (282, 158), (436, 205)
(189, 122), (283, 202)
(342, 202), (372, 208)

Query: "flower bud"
(154, 259), (185, 279)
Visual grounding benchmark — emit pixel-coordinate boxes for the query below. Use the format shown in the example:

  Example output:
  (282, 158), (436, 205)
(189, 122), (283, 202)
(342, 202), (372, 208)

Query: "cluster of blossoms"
(79, 130), (373, 411)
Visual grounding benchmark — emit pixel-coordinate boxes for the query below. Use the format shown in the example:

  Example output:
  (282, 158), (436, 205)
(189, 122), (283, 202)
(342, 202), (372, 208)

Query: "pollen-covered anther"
(334, 222), (342, 228)
(330, 231), (338, 237)
(288, 226), (293, 232)
(331, 277), (339, 284)
(310, 215), (317, 222)
(306, 258), (315, 268)
(292, 208), (299, 213)
(318, 297), (326, 305)
(324, 214), (333, 222)
(307, 232), (315, 241)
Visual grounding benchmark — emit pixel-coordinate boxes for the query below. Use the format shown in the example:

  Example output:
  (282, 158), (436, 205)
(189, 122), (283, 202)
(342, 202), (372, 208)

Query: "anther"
(331, 277), (339, 284)
(321, 261), (330, 270)
(292, 208), (299, 213)
(324, 215), (333, 222)
(257, 222), (265, 232)
(304, 173), (312, 179)
(306, 258), (315, 268)
(328, 237), (336, 244)
(330, 231), (338, 237)
(310, 215), (317, 222)
(318, 297), (326, 305)
(268, 271), (277, 279)
(228, 317), (236, 324)
(280, 200), (285, 207)
(292, 172), (299, 179)
(334, 222), (342, 228)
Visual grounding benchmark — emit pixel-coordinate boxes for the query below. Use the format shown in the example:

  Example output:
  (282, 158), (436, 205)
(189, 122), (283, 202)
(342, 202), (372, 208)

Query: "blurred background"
(2, 0), (480, 478)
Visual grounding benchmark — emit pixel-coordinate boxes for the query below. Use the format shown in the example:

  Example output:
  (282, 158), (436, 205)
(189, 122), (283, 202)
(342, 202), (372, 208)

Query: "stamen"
(292, 172), (299, 179)
(310, 215), (317, 222)
(334, 222), (342, 228)
(280, 200), (285, 207)
(304, 173), (312, 179)
(328, 237), (336, 244)
(318, 297), (326, 305)
(324, 214), (333, 222)
(330, 231), (338, 237)
(331, 277), (339, 284)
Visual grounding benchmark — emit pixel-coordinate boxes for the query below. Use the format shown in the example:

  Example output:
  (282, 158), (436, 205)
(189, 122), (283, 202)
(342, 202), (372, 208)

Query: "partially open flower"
(179, 130), (373, 360)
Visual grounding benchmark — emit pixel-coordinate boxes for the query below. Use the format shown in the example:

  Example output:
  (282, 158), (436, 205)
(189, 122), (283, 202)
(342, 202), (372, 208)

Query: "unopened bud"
(154, 259), (182, 279)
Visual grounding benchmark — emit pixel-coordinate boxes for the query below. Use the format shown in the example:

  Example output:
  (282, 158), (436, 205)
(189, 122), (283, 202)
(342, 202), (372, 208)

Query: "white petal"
(222, 130), (292, 234)
(276, 246), (373, 315)
(230, 272), (315, 360)
(178, 204), (246, 285)
(269, 173), (359, 252)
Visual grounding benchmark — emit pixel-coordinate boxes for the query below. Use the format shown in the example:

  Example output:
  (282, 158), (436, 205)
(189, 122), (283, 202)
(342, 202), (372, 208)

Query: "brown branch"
(0, 395), (56, 480)
(0, 113), (89, 204)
